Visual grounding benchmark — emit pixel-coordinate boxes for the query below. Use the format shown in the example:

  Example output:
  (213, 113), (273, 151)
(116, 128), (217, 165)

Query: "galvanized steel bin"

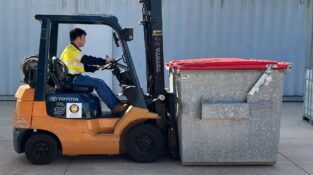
(166, 58), (290, 165)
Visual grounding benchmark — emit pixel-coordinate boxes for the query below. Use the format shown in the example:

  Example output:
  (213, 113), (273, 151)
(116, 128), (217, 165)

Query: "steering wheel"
(101, 56), (125, 70)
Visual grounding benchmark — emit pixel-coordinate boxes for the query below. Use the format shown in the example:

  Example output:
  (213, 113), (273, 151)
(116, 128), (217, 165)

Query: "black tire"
(24, 133), (58, 165)
(126, 124), (164, 163)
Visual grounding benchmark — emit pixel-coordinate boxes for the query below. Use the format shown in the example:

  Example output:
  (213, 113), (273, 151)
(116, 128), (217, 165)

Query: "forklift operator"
(60, 28), (128, 114)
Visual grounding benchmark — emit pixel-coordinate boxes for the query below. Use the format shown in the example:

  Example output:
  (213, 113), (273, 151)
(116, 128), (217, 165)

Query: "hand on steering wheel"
(100, 56), (122, 70)
(106, 55), (116, 64)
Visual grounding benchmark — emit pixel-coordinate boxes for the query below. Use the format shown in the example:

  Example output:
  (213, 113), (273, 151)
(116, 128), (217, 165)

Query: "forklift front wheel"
(126, 124), (164, 163)
(24, 133), (58, 165)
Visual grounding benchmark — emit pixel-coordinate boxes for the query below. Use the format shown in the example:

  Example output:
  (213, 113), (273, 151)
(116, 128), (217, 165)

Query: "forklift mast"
(139, 0), (166, 120)
(139, 0), (178, 158)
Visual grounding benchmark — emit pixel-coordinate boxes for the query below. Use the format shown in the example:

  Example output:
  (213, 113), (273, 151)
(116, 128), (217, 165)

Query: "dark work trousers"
(73, 75), (120, 110)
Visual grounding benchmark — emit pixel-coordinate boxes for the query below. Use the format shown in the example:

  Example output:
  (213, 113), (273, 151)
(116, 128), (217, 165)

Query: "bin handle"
(248, 64), (276, 96)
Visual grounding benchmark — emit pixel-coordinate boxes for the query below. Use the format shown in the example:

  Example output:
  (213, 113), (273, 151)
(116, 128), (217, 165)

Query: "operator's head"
(70, 28), (86, 47)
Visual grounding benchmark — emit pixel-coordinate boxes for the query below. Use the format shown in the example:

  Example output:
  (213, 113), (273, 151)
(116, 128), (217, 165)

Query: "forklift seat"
(51, 58), (94, 93)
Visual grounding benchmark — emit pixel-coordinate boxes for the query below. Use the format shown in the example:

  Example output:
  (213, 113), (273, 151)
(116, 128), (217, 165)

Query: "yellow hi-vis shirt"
(60, 44), (85, 75)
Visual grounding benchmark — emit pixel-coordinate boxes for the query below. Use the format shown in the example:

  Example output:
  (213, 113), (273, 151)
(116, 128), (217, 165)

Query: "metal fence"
(304, 69), (313, 124)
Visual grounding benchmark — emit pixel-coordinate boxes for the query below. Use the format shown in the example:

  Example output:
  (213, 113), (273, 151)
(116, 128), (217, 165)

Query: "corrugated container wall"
(0, 0), (311, 97)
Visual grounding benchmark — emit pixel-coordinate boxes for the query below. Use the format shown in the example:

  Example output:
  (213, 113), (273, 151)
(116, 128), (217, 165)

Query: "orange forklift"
(13, 0), (178, 165)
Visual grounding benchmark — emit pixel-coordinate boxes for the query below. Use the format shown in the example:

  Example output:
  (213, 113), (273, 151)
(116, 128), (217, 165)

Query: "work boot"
(112, 104), (129, 114)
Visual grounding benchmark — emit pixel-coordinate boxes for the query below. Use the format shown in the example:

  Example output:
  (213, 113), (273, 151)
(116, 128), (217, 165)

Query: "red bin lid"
(166, 58), (290, 70)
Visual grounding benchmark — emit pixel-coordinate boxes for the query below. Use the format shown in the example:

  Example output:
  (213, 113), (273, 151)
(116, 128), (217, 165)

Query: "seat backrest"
(50, 57), (68, 90)
(53, 58), (68, 81)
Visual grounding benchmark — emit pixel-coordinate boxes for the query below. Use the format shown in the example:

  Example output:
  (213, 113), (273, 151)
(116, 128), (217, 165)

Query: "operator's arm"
(83, 64), (98, 73)
(81, 55), (106, 66)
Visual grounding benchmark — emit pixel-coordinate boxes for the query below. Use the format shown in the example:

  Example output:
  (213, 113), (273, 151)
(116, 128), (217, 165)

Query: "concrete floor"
(0, 101), (312, 175)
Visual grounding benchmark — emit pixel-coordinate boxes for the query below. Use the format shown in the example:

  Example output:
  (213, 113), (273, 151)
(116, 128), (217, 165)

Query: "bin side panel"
(173, 70), (284, 165)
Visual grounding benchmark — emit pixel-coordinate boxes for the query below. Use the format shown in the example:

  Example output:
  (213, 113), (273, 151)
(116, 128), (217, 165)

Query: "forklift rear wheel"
(24, 133), (58, 165)
(126, 124), (164, 163)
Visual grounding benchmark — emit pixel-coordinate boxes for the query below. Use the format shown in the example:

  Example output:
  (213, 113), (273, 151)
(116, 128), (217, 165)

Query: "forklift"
(13, 0), (178, 165)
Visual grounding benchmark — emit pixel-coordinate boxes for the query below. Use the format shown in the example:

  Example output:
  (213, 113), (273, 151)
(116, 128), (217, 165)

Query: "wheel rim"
(31, 141), (51, 159)
(135, 134), (154, 154)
